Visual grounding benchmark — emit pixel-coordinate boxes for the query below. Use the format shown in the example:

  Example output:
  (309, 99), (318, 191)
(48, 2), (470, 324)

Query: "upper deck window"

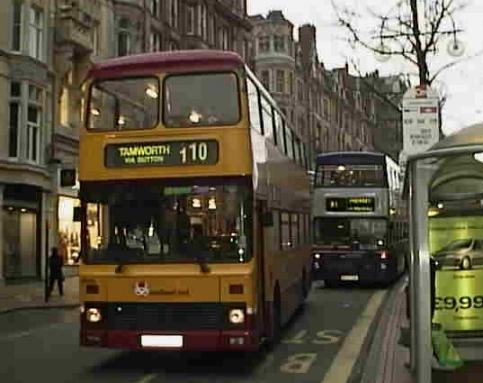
(88, 77), (159, 131)
(316, 164), (385, 187)
(163, 72), (240, 128)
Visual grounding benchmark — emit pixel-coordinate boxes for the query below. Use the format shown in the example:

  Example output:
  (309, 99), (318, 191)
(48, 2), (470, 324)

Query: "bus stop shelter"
(408, 122), (483, 382)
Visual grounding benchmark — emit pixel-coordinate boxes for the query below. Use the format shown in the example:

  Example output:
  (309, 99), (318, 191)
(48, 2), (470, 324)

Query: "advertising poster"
(430, 216), (483, 331)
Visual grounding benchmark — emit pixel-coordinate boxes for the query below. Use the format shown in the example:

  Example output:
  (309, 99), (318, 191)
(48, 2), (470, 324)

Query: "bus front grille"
(106, 303), (224, 331)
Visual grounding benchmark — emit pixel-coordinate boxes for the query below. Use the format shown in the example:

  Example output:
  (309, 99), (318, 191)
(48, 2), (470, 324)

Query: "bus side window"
(279, 118), (287, 155)
(291, 213), (299, 247)
(285, 128), (294, 160)
(273, 109), (283, 147)
(301, 143), (307, 169)
(272, 209), (280, 252)
(294, 138), (301, 165)
(247, 77), (262, 134)
(280, 212), (291, 250)
(260, 96), (272, 139)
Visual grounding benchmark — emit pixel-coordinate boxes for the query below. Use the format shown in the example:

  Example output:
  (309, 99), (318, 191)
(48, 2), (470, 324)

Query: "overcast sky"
(248, 0), (483, 136)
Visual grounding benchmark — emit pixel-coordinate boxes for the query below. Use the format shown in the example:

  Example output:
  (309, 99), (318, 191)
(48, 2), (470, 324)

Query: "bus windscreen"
(88, 77), (159, 131)
(315, 164), (385, 187)
(163, 72), (240, 128)
(82, 182), (252, 264)
(313, 217), (387, 248)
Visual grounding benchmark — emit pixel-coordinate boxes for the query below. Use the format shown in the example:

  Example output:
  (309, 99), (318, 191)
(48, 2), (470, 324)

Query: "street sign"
(402, 85), (440, 156)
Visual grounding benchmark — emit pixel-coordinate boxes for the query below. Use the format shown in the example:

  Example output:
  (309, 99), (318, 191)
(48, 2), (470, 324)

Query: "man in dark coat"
(48, 247), (64, 297)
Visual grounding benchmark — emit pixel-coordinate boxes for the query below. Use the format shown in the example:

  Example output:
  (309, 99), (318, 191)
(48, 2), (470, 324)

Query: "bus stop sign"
(402, 85), (440, 156)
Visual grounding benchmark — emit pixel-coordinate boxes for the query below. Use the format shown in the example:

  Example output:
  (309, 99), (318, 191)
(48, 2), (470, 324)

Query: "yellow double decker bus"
(78, 50), (311, 351)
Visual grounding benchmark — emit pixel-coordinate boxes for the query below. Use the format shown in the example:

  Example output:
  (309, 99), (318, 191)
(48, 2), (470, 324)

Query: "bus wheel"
(271, 288), (282, 345)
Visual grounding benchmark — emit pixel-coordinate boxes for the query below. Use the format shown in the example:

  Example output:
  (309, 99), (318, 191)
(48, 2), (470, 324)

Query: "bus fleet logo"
(134, 281), (150, 297)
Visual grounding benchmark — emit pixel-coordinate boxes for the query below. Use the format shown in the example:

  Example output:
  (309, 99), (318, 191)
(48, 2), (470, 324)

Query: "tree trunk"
(410, 0), (429, 85)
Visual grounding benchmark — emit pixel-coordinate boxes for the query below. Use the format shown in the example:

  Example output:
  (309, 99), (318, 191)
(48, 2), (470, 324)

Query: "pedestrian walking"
(48, 247), (64, 298)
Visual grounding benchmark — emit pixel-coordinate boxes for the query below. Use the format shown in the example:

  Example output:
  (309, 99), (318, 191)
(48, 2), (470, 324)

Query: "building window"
(258, 35), (269, 53)
(149, 0), (159, 17)
(169, 0), (179, 28)
(274, 35), (285, 52)
(209, 13), (216, 45)
(9, 82), (21, 158)
(198, 3), (207, 39)
(60, 84), (69, 127)
(238, 0), (245, 15)
(92, 24), (100, 56)
(186, 5), (195, 35)
(276, 70), (285, 93)
(58, 196), (81, 265)
(219, 26), (229, 50)
(28, 7), (44, 61)
(260, 70), (270, 91)
(11, 0), (22, 51)
(117, 18), (131, 56)
(149, 31), (161, 52)
(26, 85), (42, 163)
(298, 80), (304, 101)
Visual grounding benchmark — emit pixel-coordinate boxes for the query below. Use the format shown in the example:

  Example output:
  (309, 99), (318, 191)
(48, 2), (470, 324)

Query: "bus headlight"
(228, 309), (245, 324)
(377, 239), (385, 246)
(86, 308), (102, 323)
(314, 253), (321, 259)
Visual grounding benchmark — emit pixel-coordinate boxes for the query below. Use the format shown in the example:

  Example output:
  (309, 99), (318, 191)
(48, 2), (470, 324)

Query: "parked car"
(432, 238), (483, 270)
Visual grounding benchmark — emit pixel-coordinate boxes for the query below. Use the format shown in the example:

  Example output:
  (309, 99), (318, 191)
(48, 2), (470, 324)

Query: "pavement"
(0, 275), (79, 314)
(361, 276), (483, 383)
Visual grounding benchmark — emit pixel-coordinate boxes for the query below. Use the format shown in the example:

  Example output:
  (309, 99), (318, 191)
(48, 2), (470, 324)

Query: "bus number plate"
(340, 275), (359, 281)
(141, 335), (183, 348)
(105, 140), (219, 167)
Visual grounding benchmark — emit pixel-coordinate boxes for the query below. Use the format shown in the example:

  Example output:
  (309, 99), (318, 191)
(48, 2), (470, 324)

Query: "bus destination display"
(326, 197), (375, 212)
(105, 140), (218, 167)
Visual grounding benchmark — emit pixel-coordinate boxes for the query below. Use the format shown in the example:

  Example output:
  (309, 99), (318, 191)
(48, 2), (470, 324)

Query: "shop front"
(57, 195), (81, 265)
(2, 184), (41, 280)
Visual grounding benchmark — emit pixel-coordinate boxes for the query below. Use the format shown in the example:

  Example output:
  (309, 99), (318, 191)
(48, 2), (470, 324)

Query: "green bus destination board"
(326, 197), (375, 212)
(104, 140), (219, 167)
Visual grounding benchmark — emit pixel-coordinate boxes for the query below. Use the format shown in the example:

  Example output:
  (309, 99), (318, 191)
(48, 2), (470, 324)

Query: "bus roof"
(89, 50), (245, 78)
(316, 152), (386, 166)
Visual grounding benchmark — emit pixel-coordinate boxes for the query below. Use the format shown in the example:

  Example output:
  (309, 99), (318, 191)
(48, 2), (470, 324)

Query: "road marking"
(280, 353), (317, 374)
(283, 329), (308, 344)
(135, 373), (157, 383)
(313, 330), (343, 344)
(320, 289), (387, 383)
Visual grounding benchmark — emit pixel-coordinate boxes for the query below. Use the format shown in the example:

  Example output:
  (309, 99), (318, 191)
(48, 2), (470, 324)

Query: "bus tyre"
(461, 257), (472, 270)
(270, 289), (282, 346)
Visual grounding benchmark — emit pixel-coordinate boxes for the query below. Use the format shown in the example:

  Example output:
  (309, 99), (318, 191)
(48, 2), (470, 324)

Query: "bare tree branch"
(333, 0), (465, 86)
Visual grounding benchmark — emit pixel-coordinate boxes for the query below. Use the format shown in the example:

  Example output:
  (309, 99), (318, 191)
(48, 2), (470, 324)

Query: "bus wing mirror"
(261, 212), (274, 227)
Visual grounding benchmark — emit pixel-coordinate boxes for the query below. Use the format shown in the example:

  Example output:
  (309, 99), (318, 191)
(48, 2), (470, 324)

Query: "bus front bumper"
(80, 329), (259, 351)
(312, 254), (396, 284)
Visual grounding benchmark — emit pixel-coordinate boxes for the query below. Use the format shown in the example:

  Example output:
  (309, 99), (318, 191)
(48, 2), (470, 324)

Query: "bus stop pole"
(409, 163), (417, 372)
(410, 160), (432, 383)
